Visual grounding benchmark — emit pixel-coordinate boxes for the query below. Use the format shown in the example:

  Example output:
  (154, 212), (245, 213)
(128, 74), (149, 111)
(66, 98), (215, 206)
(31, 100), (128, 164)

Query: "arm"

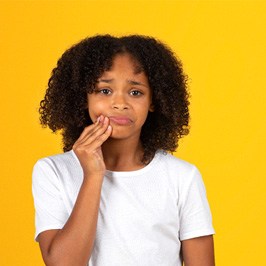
(181, 235), (215, 266)
(37, 116), (112, 266)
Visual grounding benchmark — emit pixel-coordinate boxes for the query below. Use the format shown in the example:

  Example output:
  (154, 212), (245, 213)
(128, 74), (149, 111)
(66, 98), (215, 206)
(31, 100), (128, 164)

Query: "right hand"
(72, 115), (112, 178)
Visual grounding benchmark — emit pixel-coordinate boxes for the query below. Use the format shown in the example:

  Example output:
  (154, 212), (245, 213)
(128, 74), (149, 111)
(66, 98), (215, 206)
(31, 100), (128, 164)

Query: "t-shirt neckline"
(105, 150), (163, 177)
(70, 149), (164, 178)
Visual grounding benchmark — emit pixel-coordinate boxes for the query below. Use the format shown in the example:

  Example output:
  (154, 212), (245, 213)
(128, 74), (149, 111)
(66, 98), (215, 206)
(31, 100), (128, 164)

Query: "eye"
(130, 90), (143, 96)
(98, 88), (111, 95)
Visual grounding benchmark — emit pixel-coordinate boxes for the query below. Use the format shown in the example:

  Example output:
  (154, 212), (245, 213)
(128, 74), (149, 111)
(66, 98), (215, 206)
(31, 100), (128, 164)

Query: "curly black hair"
(39, 34), (190, 163)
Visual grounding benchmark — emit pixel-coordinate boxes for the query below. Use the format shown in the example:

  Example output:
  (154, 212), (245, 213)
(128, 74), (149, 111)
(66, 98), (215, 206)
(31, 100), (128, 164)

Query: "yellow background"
(0, 0), (265, 265)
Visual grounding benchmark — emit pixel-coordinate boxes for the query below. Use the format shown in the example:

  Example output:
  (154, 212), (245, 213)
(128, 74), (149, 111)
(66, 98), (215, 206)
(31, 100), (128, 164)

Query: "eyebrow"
(127, 80), (148, 87)
(97, 79), (113, 83)
(98, 79), (148, 87)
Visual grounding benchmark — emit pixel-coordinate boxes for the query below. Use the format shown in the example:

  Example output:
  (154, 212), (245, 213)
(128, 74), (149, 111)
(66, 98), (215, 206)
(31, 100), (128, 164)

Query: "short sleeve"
(178, 166), (215, 241)
(32, 159), (69, 242)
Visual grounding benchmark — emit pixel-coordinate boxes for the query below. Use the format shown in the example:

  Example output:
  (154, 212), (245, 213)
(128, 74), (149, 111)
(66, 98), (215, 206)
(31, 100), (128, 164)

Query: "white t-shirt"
(32, 149), (215, 266)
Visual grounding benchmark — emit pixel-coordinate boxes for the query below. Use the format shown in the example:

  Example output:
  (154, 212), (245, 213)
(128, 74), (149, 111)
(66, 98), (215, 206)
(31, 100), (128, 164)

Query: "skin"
(182, 235), (215, 266)
(37, 53), (215, 266)
(38, 117), (111, 266)
(87, 53), (154, 171)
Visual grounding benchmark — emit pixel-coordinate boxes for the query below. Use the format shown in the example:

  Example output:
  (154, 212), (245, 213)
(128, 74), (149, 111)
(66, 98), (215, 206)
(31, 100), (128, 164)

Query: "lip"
(109, 116), (133, 126)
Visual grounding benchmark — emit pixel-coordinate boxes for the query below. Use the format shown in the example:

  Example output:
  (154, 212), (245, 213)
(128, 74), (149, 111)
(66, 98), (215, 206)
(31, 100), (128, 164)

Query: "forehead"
(105, 53), (144, 75)
(97, 54), (150, 88)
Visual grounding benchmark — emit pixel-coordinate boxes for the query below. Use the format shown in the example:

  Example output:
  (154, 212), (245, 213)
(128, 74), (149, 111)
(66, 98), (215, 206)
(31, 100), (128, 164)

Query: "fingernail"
(95, 116), (100, 123)
(103, 116), (108, 124)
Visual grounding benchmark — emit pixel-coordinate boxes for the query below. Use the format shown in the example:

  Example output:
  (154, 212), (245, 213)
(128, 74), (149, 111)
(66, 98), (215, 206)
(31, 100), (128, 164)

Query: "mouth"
(108, 116), (133, 126)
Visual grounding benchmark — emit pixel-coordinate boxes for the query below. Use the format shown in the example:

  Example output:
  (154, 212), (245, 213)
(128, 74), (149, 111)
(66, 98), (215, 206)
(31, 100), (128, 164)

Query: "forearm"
(45, 176), (103, 266)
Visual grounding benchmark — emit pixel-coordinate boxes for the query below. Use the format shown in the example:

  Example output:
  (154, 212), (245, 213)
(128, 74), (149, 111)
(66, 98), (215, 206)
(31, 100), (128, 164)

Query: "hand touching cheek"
(72, 115), (112, 178)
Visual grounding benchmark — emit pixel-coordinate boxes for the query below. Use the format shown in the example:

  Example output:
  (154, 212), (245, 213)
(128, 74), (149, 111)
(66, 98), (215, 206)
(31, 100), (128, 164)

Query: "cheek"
(135, 104), (151, 123)
(137, 99), (152, 113)
(88, 100), (107, 118)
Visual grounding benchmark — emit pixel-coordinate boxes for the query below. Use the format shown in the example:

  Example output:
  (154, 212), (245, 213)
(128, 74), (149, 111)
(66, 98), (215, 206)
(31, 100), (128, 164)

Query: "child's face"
(87, 53), (154, 140)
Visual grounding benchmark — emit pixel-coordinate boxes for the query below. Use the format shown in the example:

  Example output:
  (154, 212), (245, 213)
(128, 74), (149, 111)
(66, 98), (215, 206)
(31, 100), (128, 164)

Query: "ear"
(149, 103), (155, 112)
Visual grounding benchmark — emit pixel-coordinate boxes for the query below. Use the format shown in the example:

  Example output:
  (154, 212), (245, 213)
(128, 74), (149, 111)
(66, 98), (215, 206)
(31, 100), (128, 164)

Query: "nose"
(112, 93), (129, 110)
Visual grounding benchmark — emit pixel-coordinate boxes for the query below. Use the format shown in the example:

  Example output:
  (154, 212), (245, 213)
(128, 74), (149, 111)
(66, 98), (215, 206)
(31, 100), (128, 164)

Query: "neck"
(102, 137), (144, 171)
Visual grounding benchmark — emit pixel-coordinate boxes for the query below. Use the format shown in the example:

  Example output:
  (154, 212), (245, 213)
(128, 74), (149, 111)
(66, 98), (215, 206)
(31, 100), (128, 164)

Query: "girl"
(32, 35), (215, 266)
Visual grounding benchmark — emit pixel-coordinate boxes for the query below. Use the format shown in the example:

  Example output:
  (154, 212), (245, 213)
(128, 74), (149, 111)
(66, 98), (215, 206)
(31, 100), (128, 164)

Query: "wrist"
(82, 173), (104, 185)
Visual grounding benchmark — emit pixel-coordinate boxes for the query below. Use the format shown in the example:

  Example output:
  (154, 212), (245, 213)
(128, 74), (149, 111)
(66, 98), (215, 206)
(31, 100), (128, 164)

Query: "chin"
(109, 127), (139, 140)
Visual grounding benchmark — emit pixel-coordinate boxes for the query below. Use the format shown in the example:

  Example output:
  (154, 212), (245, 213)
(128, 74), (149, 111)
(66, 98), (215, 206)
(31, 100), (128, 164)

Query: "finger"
(83, 115), (106, 139)
(75, 124), (112, 155)
(83, 124), (112, 150)
(80, 117), (110, 145)
(78, 116), (110, 146)
(74, 115), (103, 144)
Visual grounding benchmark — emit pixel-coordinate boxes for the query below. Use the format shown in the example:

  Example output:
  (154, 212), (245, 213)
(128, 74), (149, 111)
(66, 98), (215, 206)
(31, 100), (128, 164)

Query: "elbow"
(42, 249), (90, 266)
(41, 250), (63, 266)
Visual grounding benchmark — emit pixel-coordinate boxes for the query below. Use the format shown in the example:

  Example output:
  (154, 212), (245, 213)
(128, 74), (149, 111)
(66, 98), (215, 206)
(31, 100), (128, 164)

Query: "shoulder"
(33, 150), (79, 169)
(156, 150), (199, 176)
(155, 150), (204, 189)
(32, 150), (80, 182)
